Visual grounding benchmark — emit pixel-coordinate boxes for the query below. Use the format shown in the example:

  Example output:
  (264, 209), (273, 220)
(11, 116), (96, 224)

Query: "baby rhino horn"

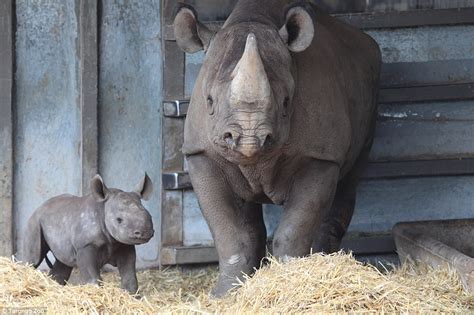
(230, 33), (271, 104)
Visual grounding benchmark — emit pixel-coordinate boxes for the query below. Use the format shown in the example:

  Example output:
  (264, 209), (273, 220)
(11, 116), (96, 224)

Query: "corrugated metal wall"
(14, 0), (83, 257)
(6, 0), (163, 268)
(179, 23), (474, 246)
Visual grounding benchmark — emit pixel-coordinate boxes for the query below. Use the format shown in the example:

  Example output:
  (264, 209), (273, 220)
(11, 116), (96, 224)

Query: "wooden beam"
(161, 0), (186, 251)
(163, 7), (474, 40)
(78, 0), (98, 195)
(0, 0), (14, 256)
(379, 83), (474, 104)
(160, 235), (396, 265)
(363, 159), (474, 179)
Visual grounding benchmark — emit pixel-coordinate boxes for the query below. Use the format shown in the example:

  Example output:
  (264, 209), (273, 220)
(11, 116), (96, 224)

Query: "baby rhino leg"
(77, 246), (102, 285)
(49, 260), (73, 285)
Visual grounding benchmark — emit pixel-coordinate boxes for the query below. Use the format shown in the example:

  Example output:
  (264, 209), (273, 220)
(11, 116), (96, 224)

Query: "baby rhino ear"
(91, 174), (109, 202)
(135, 173), (153, 201)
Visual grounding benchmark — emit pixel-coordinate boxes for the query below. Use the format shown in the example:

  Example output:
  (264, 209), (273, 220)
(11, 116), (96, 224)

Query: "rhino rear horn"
(279, 4), (315, 52)
(174, 4), (215, 53)
(91, 174), (109, 202)
(135, 173), (153, 201)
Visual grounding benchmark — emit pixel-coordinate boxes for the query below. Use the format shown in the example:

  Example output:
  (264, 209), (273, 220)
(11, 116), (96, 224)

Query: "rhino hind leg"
(21, 217), (47, 268)
(312, 145), (371, 253)
(312, 171), (357, 253)
(49, 260), (73, 285)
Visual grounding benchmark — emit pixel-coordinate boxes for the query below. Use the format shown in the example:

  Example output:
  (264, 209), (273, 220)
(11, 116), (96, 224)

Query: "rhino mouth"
(126, 230), (154, 244)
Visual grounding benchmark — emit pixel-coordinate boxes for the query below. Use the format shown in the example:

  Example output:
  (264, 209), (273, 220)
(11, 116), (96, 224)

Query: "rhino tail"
(21, 214), (46, 268)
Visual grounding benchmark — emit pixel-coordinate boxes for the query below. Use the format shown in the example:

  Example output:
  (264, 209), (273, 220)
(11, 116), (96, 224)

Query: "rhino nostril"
(223, 132), (235, 145)
(263, 134), (273, 147)
(116, 217), (123, 224)
(134, 230), (142, 237)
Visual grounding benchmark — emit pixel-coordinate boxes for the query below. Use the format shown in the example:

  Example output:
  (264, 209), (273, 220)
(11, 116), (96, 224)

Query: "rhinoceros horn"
(230, 33), (271, 104)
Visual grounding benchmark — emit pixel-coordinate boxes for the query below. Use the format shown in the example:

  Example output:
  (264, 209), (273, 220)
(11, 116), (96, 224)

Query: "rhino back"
(37, 194), (105, 266)
(290, 6), (380, 173)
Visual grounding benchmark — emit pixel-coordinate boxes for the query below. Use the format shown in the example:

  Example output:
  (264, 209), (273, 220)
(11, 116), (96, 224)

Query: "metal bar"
(78, 0), (98, 195)
(162, 80), (474, 120)
(163, 158), (474, 190)
(163, 100), (189, 118)
(379, 83), (474, 104)
(0, 0), (14, 256)
(162, 172), (192, 190)
(380, 59), (474, 89)
(160, 235), (395, 265)
(164, 7), (474, 40)
(363, 159), (474, 179)
(336, 7), (474, 30)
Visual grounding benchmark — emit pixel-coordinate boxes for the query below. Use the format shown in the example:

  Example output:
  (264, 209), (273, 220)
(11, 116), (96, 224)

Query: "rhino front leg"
(76, 246), (102, 285)
(273, 160), (339, 258)
(116, 245), (138, 294)
(187, 155), (267, 297)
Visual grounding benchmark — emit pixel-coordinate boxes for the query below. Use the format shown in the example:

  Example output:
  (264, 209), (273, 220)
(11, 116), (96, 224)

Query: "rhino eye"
(283, 97), (290, 116)
(116, 217), (123, 224)
(206, 96), (214, 115)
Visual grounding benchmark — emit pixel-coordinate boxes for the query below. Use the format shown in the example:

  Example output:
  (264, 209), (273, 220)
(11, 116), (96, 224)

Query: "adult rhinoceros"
(174, 0), (381, 296)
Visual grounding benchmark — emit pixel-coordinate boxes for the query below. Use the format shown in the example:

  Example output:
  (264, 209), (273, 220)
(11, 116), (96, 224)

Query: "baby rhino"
(21, 174), (154, 293)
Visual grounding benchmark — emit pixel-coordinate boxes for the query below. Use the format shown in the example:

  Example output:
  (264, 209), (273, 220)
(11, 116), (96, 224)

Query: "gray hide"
(20, 174), (154, 293)
(174, 0), (381, 296)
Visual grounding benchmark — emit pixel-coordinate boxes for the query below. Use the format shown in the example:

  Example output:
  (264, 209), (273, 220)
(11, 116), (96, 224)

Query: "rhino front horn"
(230, 33), (271, 104)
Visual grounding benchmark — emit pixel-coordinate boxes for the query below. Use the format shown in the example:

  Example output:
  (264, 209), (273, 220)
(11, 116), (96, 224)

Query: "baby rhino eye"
(116, 217), (123, 224)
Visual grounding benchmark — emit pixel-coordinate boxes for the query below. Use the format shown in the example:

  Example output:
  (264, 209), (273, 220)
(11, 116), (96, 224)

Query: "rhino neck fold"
(94, 198), (116, 245)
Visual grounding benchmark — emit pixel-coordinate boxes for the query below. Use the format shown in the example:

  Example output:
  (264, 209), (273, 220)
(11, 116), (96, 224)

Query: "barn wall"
(14, 0), (82, 253)
(180, 23), (474, 247)
(99, 0), (162, 268)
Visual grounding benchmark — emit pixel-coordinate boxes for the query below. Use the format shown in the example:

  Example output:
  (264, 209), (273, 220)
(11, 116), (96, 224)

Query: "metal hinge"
(162, 172), (192, 190)
(163, 100), (189, 118)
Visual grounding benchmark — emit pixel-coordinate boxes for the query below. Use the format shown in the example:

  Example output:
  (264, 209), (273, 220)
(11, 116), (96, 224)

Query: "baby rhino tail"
(20, 213), (46, 268)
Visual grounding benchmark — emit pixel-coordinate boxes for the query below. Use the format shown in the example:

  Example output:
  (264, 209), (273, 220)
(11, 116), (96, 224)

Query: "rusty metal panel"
(99, 0), (162, 268)
(0, 0), (13, 256)
(14, 0), (82, 256)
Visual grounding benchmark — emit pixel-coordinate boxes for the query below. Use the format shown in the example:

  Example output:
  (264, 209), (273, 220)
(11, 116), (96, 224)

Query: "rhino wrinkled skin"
(174, 0), (381, 296)
(20, 174), (154, 293)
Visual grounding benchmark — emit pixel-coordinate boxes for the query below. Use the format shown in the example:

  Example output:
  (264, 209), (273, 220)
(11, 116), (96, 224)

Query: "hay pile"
(1, 253), (472, 313)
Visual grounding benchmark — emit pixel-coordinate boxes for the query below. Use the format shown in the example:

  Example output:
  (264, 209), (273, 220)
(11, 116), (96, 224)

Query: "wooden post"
(161, 0), (186, 258)
(78, 0), (98, 195)
(0, 0), (14, 256)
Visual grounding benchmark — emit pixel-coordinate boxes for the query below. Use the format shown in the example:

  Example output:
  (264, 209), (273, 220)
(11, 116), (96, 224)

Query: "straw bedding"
(1, 252), (472, 314)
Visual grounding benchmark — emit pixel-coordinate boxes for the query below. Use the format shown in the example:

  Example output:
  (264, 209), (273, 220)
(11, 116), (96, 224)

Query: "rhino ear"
(91, 175), (109, 202)
(174, 4), (215, 53)
(135, 173), (153, 201)
(279, 4), (315, 53)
